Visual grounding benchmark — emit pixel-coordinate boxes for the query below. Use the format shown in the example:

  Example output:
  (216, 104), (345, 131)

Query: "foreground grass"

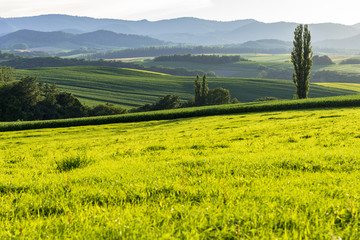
(1, 107), (360, 238)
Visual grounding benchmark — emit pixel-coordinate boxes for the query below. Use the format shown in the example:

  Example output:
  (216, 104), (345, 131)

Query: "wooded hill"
(0, 29), (168, 50)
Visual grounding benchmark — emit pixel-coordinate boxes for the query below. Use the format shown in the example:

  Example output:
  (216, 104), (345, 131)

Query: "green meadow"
(1, 106), (360, 238)
(17, 66), (358, 108)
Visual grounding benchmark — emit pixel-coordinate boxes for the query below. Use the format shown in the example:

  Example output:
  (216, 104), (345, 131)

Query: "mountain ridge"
(0, 29), (168, 50)
(1, 14), (360, 48)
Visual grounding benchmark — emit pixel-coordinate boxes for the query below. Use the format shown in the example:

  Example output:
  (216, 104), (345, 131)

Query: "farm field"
(1, 107), (360, 238)
(239, 53), (291, 62)
(138, 54), (360, 82)
(17, 66), (358, 108)
(318, 64), (360, 75)
(138, 58), (292, 78)
(315, 83), (360, 93)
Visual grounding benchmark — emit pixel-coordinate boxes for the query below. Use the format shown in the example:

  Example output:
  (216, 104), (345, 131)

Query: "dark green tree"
(153, 94), (181, 110)
(201, 74), (209, 105)
(56, 92), (86, 118)
(207, 88), (231, 105)
(0, 66), (15, 82)
(194, 75), (202, 106)
(89, 103), (127, 116)
(312, 55), (334, 66)
(291, 24), (313, 99)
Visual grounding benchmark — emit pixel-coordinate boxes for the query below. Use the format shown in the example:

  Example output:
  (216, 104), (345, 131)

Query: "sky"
(0, 0), (359, 25)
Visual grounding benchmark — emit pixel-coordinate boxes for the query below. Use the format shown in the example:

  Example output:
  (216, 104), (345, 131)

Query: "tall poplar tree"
(201, 74), (209, 105)
(194, 75), (202, 106)
(291, 24), (313, 99)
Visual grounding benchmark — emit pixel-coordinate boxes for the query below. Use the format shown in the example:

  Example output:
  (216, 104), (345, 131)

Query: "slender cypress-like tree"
(194, 75), (202, 106)
(291, 24), (313, 99)
(201, 74), (209, 105)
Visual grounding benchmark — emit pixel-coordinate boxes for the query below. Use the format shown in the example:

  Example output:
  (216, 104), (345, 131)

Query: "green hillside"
(17, 66), (358, 108)
(137, 58), (290, 78)
(1, 107), (360, 238)
(137, 54), (360, 83)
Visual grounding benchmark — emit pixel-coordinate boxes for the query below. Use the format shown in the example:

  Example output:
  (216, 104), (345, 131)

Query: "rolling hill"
(1, 14), (360, 46)
(314, 33), (360, 49)
(17, 66), (358, 108)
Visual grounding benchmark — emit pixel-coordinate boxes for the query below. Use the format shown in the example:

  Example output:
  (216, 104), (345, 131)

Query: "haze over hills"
(315, 33), (360, 49)
(0, 29), (168, 50)
(1, 14), (360, 49)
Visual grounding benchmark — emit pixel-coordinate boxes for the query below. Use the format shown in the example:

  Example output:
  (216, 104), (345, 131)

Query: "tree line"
(0, 55), (214, 77)
(154, 54), (247, 64)
(86, 46), (290, 60)
(0, 67), (127, 121)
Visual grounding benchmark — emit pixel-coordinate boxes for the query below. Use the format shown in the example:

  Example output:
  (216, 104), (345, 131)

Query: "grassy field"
(139, 54), (360, 82)
(139, 58), (292, 78)
(1, 106), (360, 238)
(318, 64), (360, 75)
(240, 53), (291, 62)
(315, 83), (360, 92)
(17, 66), (358, 108)
(17, 66), (194, 108)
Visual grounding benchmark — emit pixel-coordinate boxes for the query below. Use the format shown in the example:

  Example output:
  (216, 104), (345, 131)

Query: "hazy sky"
(1, 0), (359, 25)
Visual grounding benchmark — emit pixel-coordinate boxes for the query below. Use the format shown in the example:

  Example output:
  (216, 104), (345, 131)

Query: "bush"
(231, 98), (239, 104)
(89, 103), (127, 116)
(256, 97), (278, 102)
(153, 95), (181, 110)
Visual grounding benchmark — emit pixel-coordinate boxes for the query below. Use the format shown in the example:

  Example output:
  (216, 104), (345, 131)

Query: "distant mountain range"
(0, 29), (168, 51)
(1, 14), (360, 50)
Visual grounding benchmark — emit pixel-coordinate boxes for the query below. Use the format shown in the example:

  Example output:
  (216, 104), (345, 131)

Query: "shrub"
(153, 94), (182, 110)
(256, 97), (278, 102)
(89, 103), (127, 116)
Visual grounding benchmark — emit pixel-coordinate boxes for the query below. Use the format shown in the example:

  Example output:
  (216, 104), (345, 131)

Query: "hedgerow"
(1, 94), (360, 132)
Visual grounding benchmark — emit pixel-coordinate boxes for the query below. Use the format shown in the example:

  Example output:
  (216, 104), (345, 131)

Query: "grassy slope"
(319, 64), (360, 74)
(315, 83), (360, 92)
(139, 54), (360, 82)
(139, 59), (291, 78)
(17, 66), (358, 108)
(1, 107), (360, 238)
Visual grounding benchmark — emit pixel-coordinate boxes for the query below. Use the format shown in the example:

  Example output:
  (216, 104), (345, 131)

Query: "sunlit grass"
(1, 107), (360, 238)
(315, 82), (360, 92)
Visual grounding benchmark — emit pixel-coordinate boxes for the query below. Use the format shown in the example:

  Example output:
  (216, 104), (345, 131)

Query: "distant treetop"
(312, 55), (334, 66)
